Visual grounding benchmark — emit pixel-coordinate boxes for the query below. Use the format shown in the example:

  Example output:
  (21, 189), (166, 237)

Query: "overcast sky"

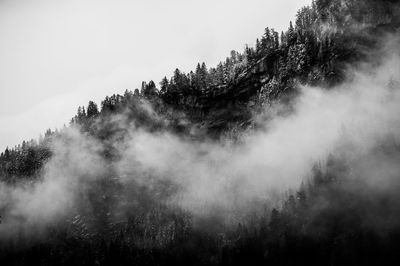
(0, 0), (310, 151)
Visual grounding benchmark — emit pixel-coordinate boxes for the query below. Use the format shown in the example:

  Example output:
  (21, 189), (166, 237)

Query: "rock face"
(193, 56), (273, 112)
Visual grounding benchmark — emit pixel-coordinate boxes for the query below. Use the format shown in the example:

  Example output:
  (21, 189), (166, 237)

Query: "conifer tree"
(87, 101), (99, 118)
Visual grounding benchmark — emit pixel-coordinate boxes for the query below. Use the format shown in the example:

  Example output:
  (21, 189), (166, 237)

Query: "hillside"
(1, 0), (400, 265)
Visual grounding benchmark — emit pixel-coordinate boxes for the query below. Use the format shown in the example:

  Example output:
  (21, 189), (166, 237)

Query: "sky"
(0, 0), (311, 151)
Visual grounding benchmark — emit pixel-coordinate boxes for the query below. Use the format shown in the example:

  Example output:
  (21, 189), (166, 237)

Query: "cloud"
(1, 35), (400, 239)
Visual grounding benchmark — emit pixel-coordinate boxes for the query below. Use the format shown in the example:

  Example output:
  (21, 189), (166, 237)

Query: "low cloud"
(1, 37), (400, 239)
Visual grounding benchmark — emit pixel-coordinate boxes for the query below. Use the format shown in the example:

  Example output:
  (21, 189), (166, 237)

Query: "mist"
(1, 36), (400, 241)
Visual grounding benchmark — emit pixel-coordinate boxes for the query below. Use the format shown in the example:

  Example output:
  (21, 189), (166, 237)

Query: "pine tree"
(87, 101), (99, 118)
(280, 31), (286, 47)
(261, 27), (272, 50)
(288, 21), (297, 46)
(159, 76), (169, 95)
(142, 80), (158, 97)
(255, 38), (261, 54)
(273, 30), (280, 50)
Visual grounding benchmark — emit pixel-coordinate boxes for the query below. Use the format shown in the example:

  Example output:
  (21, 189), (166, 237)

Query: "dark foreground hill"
(1, 0), (400, 265)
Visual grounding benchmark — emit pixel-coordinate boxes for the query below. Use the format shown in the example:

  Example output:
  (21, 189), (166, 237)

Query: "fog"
(0, 35), (399, 240)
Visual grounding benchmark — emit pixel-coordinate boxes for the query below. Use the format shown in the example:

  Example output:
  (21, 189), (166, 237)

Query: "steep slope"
(0, 1), (400, 265)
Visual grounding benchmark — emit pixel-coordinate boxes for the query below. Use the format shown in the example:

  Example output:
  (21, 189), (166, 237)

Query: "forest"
(1, 0), (400, 265)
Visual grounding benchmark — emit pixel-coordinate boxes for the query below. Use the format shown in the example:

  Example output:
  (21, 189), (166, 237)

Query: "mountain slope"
(1, 0), (400, 265)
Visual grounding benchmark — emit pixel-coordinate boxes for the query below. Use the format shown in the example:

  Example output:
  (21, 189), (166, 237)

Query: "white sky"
(0, 0), (310, 151)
